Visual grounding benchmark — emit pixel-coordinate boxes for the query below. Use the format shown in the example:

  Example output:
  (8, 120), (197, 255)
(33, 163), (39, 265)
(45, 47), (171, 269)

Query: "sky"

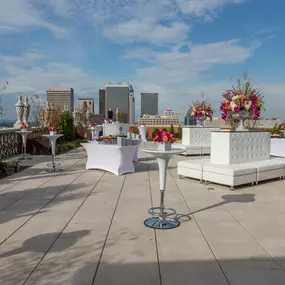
(0, 0), (285, 121)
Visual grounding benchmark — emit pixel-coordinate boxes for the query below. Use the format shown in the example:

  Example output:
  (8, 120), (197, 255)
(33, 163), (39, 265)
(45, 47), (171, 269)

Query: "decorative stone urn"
(23, 96), (30, 126)
(232, 111), (252, 131)
(15, 95), (24, 125)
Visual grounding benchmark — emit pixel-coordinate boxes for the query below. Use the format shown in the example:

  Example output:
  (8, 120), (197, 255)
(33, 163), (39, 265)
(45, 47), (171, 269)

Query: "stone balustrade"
(0, 127), (43, 160)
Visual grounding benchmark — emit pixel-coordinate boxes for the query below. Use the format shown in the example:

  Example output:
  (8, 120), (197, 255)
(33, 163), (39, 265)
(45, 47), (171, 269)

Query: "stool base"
(144, 217), (180, 229)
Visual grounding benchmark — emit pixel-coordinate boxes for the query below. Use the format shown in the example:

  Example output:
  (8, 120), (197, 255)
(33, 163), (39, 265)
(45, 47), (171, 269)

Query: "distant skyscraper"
(99, 89), (106, 116)
(141, 93), (158, 116)
(46, 88), (74, 111)
(105, 83), (135, 124)
(77, 98), (94, 113)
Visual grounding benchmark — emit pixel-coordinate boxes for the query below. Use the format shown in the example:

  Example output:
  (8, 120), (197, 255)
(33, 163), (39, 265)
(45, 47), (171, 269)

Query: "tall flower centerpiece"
(220, 74), (266, 131)
(49, 126), (57, 136)
(191, 100), (213, 126)
(153, 129), (175, 151)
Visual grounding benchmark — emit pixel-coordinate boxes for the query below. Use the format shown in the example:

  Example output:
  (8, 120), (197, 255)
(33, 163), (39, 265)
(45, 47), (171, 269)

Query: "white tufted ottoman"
(247, 159), (285, 184)
(202, 164), (257, 190)
(177, 159), (210, 182)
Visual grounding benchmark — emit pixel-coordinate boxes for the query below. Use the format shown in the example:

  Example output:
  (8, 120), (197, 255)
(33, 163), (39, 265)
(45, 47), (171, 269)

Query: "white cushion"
(249, 159), (285, 172)
(178, 159), (210, 170)
(203, 163), (257, 176)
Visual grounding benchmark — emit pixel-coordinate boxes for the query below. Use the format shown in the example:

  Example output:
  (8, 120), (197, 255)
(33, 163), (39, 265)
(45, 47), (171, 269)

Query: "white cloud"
(104, 19), (189, 45)
(0, 0), (68, 35)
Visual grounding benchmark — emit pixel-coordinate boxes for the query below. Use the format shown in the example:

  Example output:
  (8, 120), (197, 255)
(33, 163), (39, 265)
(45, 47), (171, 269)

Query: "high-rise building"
(105, 83), (135, 123)
(99, 89), (106, 116)
(77, 98), (94, 113)
(141, 93), (158, 116)
(46, 88), (74, 111)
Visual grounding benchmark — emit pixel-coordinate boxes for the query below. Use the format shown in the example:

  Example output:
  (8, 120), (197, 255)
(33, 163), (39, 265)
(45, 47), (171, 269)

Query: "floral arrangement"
(90, 122), (97, 128)
(153, 129), (175, 144)
(20, 124), (27, 129)
(190, 100), (213, 120)
(220, 74), (266, 120)
(140, 122), (145, 126)
(49, 126), (57, 131)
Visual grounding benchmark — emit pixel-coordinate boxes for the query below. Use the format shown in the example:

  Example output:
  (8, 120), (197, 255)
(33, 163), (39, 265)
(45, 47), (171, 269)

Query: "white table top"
(42, 134), (64, 140)
(142, 148), (185, 155)
(15, 130), (33, 134)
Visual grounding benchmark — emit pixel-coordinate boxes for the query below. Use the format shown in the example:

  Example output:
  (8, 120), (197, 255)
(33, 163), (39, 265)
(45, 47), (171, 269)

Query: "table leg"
(144, 156), (180, 230)
(45, 138), (63, 173)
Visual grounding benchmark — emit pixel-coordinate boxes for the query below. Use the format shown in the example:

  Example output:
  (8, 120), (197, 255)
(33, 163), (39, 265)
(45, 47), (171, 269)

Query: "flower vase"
(196, 116), (206, 127)
(157, 143), (172, 152)
(50, 131), (57, 136)
(21, 129), (27, 132)
(233, 111), (252, 131)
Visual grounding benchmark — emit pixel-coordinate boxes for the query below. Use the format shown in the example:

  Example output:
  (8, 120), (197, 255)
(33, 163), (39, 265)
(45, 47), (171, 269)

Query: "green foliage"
(271, 124), (283, 135)
(170, 124), (174, 134)
(59, 110), (76, 141)
(0, 160), (8, 176)
(176, 127), (182, 139)
(152, 127), (159, 138)
(162, 127), (168, 132)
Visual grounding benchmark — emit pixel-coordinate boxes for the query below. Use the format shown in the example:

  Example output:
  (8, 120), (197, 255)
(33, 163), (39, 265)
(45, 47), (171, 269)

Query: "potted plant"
(190, 100), (213, 126)
(220, 74), (266, 131)
(20, 124), (28, 131)
(49, 126), (57, 135)
(153, 129), (175, 151)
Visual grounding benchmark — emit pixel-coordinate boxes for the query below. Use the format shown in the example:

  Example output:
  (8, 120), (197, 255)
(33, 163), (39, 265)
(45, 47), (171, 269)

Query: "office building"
(46, 88), (74, 111)
(105, 83), (135, 124)
(164, 109), (175, 117)
(141, 93), (158, 116)
(77, 98), (94, 113)
(99, 89), (106, 115)
(138, 113), (180, 126)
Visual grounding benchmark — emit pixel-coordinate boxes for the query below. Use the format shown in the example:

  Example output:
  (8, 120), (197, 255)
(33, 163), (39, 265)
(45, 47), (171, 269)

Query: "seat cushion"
(177, 159), (210, 170)
(250, 159), (285, 172)
(203, 163), (257, 176)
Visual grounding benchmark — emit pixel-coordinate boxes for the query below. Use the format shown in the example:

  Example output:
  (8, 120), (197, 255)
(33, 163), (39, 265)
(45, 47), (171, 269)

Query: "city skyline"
(0, 1), (285, 121)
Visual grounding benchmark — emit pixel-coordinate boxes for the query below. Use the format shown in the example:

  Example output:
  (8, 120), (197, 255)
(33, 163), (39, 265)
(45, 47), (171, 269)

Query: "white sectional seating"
(178, 127), (220, 156)
(177, 131), (285, 190)
(178, 158), (285, 190)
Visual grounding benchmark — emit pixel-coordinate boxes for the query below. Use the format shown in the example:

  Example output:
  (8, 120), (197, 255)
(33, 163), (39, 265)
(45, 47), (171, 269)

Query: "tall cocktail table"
(15, 130), (33, 160)
(43, 134), (64, 172)
(141, 147), (185, 229)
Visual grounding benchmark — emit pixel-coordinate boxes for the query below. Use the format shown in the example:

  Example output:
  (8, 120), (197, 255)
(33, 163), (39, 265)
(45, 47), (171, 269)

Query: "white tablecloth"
(271, 139), (285, 157)
(81, 143), (140, 175)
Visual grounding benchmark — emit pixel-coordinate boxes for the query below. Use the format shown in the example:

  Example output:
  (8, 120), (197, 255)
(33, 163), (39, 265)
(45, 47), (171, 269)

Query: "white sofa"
(176, 127), (220, 156)
(178, 158), (285, 190)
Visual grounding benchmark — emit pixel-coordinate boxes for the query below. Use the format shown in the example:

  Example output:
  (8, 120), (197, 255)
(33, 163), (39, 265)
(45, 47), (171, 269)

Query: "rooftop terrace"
(1, 144), (285, 285)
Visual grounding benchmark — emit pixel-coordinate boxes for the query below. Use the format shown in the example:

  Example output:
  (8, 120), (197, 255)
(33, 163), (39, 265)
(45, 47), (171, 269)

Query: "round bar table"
(43, 134), (64, 172)
(138, 125), (147, 142)
(15, 130), (33, 160)
(141, 147), (185, 229)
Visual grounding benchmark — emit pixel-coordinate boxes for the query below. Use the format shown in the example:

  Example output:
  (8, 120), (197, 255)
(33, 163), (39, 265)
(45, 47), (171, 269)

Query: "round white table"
(43, 134), (64, 172)
(141, 147), (185, 229)
(15, 130), (33, 160)
(138, 125), (147, 142)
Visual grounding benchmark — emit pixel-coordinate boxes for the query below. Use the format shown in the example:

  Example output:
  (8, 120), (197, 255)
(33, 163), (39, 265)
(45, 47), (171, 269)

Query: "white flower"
(244, 104), (251, 111)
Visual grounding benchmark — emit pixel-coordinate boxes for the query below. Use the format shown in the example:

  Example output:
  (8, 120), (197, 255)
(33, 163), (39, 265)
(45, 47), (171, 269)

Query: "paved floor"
(1, 145), (285, 285)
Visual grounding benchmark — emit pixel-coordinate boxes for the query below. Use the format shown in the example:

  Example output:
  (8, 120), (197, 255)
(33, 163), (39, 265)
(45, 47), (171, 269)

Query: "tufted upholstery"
(211, 131), (271, 165)
(182, 127), (219, 146)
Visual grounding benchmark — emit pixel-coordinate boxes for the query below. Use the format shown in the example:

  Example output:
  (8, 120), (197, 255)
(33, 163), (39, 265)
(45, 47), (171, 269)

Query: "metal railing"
(0, 127), (43, 160)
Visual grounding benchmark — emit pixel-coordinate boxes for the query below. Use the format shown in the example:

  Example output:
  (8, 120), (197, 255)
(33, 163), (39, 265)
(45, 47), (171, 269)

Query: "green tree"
(170, 124), (174, 134)
(60, 110), (76, 141)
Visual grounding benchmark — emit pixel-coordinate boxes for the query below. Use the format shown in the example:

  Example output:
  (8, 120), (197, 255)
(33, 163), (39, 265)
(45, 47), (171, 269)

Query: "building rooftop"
(1, 145), (285, 284)
(46, 88), (73, 91)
